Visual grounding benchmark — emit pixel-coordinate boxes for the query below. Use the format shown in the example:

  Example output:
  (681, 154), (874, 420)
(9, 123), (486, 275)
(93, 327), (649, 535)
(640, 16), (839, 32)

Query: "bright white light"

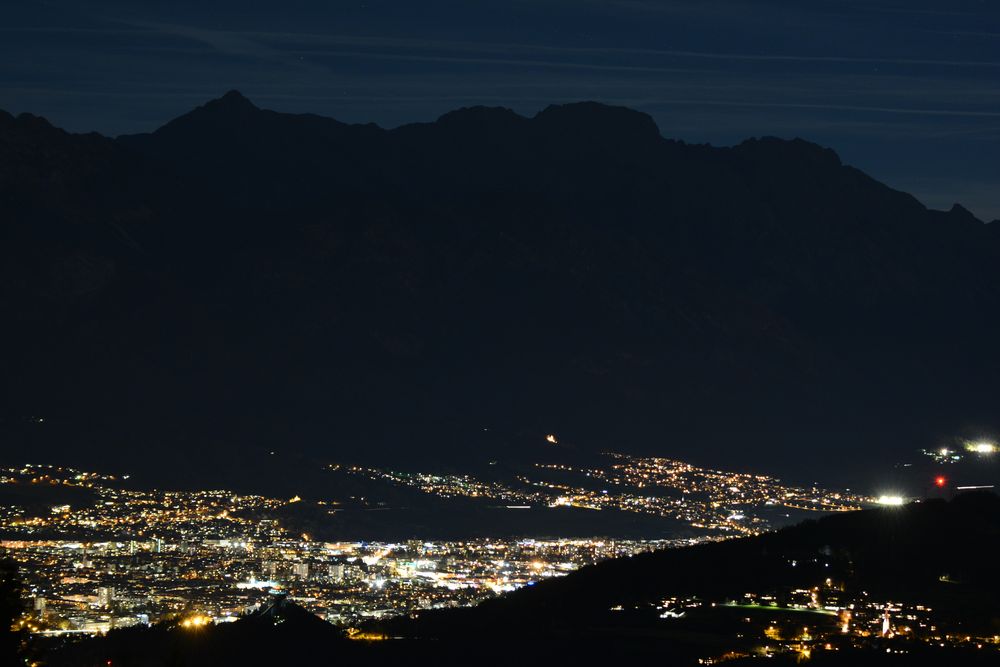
(967, 442), (996, 455)
(875, 495), (905, 506)
(236, 579), (278, 590)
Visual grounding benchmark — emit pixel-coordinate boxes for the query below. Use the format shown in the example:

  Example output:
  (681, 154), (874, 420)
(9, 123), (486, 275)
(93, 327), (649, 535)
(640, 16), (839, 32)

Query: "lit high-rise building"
(97, 587), (115, 608)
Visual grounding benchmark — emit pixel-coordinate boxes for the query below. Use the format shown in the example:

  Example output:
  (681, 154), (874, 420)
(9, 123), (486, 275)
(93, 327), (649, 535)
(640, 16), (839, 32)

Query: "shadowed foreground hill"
(45, 593), (346, 667)
(2, 93), (1000, 480)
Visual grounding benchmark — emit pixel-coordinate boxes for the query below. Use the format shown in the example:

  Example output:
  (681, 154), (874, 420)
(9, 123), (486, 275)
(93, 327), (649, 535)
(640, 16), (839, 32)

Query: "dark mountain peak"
(948, 202), (983, 224)
(14, 112), (54, 126)
(434, 105), (525, 131)
(532, 101), (662, 145)
(206, 89), (258, 112)
(7, 112), (58, 135)
(149, 90), (261, 138)
(0, 109), (32, 140)
(0, 110), (87, 152)
(734, 135), (842, 169)
(179, 90), (260, 120)
(220, 89), (253, 103)
(1, 111), (108, 145)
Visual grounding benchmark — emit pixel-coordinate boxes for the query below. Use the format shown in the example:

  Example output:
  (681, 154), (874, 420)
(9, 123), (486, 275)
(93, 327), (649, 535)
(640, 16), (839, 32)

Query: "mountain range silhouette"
(2, 92), (998, 481)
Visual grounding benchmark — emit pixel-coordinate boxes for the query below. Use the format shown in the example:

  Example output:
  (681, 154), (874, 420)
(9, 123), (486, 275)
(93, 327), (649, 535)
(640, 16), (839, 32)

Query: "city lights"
(344, 453), (868, 538)
(1, 454), (868, 638)
(181, 615), (209, 629)
(1, 457), (997, 663)
(2, 462), (718, 635)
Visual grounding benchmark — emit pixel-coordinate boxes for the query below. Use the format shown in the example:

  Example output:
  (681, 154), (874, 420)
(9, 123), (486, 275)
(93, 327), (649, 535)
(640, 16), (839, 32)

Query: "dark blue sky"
(3, 0), (998, 219)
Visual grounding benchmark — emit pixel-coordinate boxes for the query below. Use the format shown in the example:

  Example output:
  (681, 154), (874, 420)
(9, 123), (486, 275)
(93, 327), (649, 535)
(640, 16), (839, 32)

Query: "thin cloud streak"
(638, 98), (1000, 118)
(176, 27), (1000, 70)
(5, 24), (1000, 70)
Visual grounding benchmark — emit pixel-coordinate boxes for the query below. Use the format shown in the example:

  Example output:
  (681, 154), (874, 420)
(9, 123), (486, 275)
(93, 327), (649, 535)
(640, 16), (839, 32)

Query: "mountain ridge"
(1, 92), (998, 484)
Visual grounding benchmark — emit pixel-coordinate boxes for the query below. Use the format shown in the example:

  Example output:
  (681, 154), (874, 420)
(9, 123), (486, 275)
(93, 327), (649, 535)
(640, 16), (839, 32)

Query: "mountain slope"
(2, 92), (999, 482)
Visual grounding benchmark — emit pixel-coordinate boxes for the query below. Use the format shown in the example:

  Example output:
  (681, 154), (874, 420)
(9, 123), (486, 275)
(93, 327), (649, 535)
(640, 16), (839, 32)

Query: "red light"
(935, 476), (947, 488)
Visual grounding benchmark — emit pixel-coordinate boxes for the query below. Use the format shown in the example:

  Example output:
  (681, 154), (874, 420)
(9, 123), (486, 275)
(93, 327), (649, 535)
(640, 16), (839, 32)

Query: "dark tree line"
(0, 557), (24, 664)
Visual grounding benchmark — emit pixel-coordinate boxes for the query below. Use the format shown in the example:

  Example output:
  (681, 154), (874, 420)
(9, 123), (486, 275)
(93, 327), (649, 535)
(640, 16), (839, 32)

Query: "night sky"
(2, 0), (998, 221)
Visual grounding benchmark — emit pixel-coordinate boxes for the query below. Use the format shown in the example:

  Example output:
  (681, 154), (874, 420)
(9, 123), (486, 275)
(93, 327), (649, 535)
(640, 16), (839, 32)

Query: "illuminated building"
(97, 587), (115, 609)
